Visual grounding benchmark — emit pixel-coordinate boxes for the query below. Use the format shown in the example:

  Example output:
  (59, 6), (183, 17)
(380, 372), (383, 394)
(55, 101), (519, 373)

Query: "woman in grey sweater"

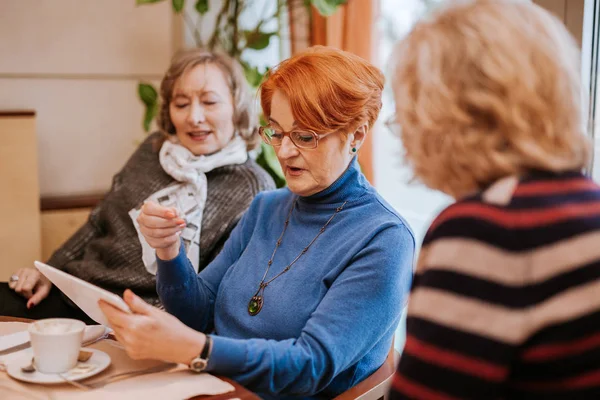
(0, 49), (274, 321)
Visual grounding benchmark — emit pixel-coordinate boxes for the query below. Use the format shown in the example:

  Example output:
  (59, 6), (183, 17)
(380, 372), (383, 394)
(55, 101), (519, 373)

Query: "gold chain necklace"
(247, 199), (348, 316)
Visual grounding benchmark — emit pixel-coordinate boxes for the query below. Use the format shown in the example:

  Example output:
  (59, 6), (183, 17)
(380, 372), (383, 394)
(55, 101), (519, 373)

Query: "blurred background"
(0, 0), (592, 348)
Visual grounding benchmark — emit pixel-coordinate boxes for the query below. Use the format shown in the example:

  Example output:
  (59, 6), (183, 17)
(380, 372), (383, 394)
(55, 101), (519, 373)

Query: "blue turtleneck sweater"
(156, 158), (415, 399)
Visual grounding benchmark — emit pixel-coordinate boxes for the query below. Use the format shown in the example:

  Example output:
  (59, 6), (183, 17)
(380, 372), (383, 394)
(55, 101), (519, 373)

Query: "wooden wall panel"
(534, 0), (584, 46)
(0, 114), (41, 280)
(41, 209), (91, 262)
(565, 0), (585, 47)
(534, 0), (566, 21)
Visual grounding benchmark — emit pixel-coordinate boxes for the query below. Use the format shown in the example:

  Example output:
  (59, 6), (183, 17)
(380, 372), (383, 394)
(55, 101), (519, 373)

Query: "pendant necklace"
(247, 199), (347, 316)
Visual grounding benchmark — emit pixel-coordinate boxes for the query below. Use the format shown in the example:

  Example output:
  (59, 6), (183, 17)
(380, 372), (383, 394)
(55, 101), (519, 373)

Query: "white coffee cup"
(28, 318), (86, 374)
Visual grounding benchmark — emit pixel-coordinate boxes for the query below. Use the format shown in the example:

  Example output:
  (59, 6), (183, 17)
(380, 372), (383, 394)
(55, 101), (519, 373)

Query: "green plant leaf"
(195, 0), (209, 14)
(259, 114), (267, 127)
(172, 0), (185, 12)
(136, 0), (165, 5)
(138, 83), (158, 107)
(256, 142), (286, 188)
(240, 61), (265, 88)
(138, 83), (158, 132)
(143, 103), (159, 132)
(310, 0), (347, 16)
(244, 30), (276, 51)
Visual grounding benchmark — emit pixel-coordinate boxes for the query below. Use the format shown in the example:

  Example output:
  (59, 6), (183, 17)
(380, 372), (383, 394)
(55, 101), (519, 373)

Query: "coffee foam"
(34, 321), (79, 334)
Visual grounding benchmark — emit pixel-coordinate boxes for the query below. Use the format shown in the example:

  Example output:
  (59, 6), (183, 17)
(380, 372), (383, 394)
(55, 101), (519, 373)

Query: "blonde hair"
(392, 0), (591, 198)
(157, 48), (259, 150)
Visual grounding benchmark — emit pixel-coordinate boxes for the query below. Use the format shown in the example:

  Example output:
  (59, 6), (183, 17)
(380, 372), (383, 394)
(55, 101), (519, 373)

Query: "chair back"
(332, 344), (399, 400)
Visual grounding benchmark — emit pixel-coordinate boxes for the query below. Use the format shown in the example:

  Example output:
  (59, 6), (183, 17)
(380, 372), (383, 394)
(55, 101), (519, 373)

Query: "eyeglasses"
(259, 125), (327, 149)
(384, 115), (402, 137)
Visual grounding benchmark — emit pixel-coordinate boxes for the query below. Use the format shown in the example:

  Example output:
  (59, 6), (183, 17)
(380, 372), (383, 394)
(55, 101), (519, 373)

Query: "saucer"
(6, 348), (111, 384)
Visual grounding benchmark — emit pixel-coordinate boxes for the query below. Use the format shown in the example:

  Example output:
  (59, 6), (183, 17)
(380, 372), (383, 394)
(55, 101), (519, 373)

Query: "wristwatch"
(190, 335), (213, 373)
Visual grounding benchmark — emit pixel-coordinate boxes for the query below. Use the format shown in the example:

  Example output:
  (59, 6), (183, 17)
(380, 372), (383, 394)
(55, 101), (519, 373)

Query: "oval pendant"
(248, 295), (263, 316)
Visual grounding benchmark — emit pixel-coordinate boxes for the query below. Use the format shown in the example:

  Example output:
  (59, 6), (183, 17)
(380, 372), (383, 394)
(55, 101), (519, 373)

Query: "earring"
(350, 144), (358, 154)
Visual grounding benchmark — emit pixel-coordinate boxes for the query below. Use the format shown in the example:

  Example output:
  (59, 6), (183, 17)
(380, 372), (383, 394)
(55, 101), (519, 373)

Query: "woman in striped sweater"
(388, 1), (600, 399)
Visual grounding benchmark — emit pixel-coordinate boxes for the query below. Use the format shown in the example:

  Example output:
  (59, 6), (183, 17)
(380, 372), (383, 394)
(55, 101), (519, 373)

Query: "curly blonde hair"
(391, 0), (591, 198)
(157, 48), (259, 150)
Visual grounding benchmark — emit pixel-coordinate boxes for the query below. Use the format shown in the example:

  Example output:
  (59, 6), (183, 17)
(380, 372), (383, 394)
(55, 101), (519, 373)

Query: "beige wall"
(534, 0), (585, 47)
(0, 0), (174, 197)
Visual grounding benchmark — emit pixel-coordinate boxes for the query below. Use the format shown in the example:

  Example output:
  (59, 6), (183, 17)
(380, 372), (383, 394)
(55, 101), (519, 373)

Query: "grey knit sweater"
(48, 132), (275, 305)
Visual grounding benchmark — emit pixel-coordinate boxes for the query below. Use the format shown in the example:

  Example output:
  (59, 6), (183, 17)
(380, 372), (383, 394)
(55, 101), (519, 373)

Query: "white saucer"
(6, 348), (111, 384)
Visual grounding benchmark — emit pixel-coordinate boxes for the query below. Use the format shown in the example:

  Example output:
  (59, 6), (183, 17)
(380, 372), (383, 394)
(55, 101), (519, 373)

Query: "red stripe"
(521, 332), (600, 362)
(430, 201), (600, 231)
(515, 369), (600, 390)
(514, 179), (596, 197)
(403, 335), (508, 381)
(392, 373), (462, 400)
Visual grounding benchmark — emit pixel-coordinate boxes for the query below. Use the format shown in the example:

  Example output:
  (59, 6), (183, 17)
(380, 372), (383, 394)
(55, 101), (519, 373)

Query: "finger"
(138, 213), (186, 229)
(15, 272), (36, 297)
(12, 269), (28, 292)
(99, 300), (130, 329)
(8, 277), (18, 290)
(141, 201), (180, 220)
(28, 284), (51, 309)
(111, 327), (127, 346)
(123, 289), (155, 316)
(17, 273), (38, 297)
(141, 234), (181, 250)
(8, 269), (24, 289)
(140, 225), (185, 239)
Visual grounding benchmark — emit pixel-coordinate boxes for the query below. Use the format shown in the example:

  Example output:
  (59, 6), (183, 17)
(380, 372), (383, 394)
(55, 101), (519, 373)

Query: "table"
(0, 316), (260, 400)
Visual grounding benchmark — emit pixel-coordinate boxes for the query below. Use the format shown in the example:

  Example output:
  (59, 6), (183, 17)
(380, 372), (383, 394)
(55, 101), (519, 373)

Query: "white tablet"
(34, 261), (131, 327)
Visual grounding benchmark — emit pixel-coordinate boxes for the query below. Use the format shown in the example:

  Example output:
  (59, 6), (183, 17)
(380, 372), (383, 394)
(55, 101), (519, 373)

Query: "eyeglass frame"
(258, 124), (330, 150)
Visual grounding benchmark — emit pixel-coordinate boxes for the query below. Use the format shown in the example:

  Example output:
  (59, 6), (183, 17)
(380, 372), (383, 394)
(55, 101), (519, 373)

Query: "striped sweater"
(390, 170), (600, 399)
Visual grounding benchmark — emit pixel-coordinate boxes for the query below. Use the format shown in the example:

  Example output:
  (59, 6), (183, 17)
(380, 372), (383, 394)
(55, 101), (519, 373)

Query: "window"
(584, 0), (600, 179)
(375, 0), (452, 249)
(375, 0), (452, 351)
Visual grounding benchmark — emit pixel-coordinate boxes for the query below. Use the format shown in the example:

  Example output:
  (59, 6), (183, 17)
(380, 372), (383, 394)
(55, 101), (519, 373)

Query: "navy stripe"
(528, 310), (600, 343)
(520, 170), (585, 182)
(425, 215), (600, 251)
(415, 263), (600, 308)
(406, 317), (513, 363)
(518, 347), (600, 380)
(507, 385), (600, 400)
(397, 353), (503, 399)
(508, 190), (600, 209)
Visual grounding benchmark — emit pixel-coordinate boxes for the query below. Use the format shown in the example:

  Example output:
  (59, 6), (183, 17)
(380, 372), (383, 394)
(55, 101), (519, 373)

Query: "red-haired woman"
(100, 46), (415, 399)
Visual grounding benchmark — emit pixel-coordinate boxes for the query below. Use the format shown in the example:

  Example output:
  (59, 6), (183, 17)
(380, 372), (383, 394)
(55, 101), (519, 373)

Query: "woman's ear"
(352, 124), (368, 149)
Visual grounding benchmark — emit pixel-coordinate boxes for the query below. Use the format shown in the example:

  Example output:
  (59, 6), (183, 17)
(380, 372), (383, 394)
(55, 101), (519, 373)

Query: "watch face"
(191, 358), (208, 372)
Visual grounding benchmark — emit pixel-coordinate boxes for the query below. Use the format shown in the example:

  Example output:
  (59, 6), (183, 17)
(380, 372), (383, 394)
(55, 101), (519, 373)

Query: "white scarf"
(129, 135), (248, 275)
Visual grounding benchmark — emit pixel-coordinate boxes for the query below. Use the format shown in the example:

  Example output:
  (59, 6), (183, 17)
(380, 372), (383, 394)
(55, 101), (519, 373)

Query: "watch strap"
(201, 335), (212, 360)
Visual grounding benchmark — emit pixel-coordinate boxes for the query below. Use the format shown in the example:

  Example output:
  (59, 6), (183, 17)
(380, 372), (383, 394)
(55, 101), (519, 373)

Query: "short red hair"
(260, 46), (384, 134)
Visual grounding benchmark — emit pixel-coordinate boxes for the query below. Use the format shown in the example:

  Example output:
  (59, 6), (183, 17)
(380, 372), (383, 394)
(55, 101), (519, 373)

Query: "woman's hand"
(99, 289), (205, 364)
(137, 201), (187, 261)
(8, 268), (52, 308)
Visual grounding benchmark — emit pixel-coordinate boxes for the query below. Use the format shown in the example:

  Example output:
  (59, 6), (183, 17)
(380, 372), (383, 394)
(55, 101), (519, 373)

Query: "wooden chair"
(333, 345), (400, 400)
